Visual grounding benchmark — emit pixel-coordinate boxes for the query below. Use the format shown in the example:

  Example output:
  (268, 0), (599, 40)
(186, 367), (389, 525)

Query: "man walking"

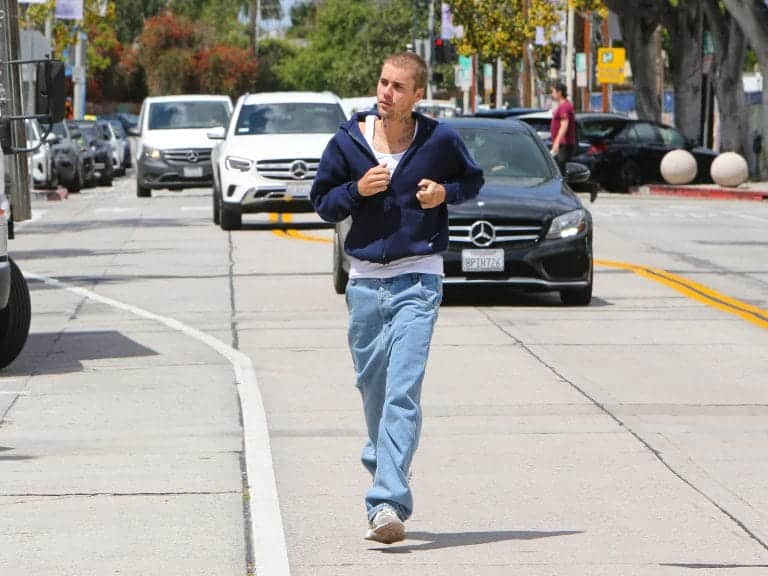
(550, 82), (576, 171)
(311, 52), (483, 544)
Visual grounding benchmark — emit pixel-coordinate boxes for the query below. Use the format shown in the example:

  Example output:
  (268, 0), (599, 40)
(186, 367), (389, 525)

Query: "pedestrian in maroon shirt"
(550, 83), (576, 173)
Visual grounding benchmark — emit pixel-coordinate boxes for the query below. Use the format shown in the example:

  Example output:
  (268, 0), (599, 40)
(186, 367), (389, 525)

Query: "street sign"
(597, 47), (625, 84)
(457, 55), (472, 91)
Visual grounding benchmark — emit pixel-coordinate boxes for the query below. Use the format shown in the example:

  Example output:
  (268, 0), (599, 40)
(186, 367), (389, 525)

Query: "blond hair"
(383, 52), (428, 91)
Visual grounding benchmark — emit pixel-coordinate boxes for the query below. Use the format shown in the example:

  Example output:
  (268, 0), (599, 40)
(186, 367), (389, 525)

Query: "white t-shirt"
(348, 115), (444, 279)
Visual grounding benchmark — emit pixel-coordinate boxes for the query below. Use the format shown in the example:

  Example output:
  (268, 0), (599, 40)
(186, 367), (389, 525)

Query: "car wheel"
(0, 258), (31, 369)
(137, 181), (151, 198)
(67, 168), (81, 193)
(99, 166), (113, 186)
(220, 204), (241, 230)
(617, 160), (642, 192)
(333, 229), (348, 295)
(212, 187), (221, 225)
(560, 267), (593, 306)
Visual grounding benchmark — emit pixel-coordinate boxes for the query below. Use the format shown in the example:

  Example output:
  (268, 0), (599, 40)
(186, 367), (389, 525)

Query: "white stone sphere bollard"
(710, 152), (748, 187)
(661, 149), (698, 185)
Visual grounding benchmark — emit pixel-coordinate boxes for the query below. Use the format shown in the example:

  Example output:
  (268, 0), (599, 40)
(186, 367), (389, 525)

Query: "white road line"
(180, 206), (210, 212)
(0, 391), (29, 395)
(23, 271), (291, 576)
(737, 213), (768, 223)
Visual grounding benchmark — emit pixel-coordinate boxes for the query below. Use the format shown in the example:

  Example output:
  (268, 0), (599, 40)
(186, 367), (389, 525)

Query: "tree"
(702, 0), (747, 156)
(663, 1), (704, 142)
(448, 0), (561, 61)
(720, 0), (768, 175)
(276, 0), (422, 96)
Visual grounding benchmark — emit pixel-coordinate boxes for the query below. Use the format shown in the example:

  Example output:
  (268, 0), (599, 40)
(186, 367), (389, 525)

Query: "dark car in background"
(571, 113), (717, 192)
(333, 118), (594, 305)
(51, 120), (95, 192)
(474, 107), (547, 120)
(105, 119), (132, 171)
(100, 112), (139, 135)
(70, 121), (114, 186)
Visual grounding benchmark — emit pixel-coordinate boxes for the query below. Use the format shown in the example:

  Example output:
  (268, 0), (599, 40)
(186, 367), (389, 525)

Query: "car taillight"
(588, 143), (608, 155)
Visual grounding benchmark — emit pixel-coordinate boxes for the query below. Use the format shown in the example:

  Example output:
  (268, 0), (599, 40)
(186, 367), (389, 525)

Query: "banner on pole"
(55, 0), (83, 20)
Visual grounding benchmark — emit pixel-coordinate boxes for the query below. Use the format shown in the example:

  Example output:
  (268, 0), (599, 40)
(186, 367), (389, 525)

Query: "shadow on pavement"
(374, 529), (582, 553)
(660, 564), (768, 570)
(442, 285), (611, 308)
(6, 330), (159, 376)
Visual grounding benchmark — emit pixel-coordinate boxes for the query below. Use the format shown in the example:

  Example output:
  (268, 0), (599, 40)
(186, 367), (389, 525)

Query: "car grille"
(256, 158), (319, 181)
(449, 218), (543, 247)
(164, 149), (212, 164)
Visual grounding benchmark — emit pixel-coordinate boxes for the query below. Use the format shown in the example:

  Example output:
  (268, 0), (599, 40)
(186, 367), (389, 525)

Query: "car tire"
(137, 181), (151, 198)
(220, 204), (241, 230)
(616, 160), (641, 192)
(212, 188), (221, 225)
(0, 258), (31, 369)
(99, 165), (113, 186)
(333, 229), (348, 295)
(560, 267), (593, 306)
(66, 168), (81, 193)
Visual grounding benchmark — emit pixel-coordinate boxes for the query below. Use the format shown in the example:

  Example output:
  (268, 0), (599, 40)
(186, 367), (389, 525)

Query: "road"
(1, 176), (767, 575)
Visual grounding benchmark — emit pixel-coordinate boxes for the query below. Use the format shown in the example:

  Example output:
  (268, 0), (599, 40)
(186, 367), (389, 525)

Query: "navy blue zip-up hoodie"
(311, 111), (484, 264)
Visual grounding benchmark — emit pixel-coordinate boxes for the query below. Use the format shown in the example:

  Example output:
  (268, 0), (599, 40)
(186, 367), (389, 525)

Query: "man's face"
(550, 87), (562, 103)
(377, 62), (424, 120)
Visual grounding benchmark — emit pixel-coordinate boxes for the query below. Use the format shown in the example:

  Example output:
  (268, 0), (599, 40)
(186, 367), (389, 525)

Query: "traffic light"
(434, 38), (457, 64)
(434, 38), (446, 63)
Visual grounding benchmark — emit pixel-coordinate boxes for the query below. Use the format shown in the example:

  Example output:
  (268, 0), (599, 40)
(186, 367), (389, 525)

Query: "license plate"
(285, 181), (312, 197)
(184, 167), (203, 178)
(462, 249), (504, 272)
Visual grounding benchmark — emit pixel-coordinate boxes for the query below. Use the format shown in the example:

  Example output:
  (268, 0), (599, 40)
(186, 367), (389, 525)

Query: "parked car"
(104, 118), (132, 171)
(73, 119), (124, 178)
(333, 117), (594, 305)
(134, 94), (232, 197)
(473, 107), (547, 120)
(571, 113), (718, 192)
(209, 91), (346, 230)
(516, 110), (554, 144)
(70, 121), (114, 186)
(51, 120), (95, 193)
(25, 119), (57, 189)
(100, 112), (139, 135)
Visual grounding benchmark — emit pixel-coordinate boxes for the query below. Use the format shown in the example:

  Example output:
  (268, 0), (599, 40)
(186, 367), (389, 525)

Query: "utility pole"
(0, 0), (31, 219)
(565, 4), (575, 104)
(581, 13), (591, 112)
(427, 0), (434, 100)
(601, 16), (609, 113)
(72, 30), (86, 119)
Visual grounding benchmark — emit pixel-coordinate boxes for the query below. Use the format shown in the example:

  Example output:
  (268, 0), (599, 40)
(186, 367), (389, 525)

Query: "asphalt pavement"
(1, 179), (767, 575)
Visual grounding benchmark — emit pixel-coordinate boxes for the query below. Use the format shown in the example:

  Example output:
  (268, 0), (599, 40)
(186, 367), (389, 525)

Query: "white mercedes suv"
(208, 91), (346, 230)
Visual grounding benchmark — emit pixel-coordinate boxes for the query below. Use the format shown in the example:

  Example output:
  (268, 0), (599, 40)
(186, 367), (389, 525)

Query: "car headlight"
(546, 209), (586, 239)
(143, 145), (161, 160)
(225, 156), (253, 172)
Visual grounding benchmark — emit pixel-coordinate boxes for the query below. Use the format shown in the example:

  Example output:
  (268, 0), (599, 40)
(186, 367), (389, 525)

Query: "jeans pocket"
(419, 275), (443, 306)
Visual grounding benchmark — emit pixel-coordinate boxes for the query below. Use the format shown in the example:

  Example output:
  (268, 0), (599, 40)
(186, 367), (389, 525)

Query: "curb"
(636, 184), (768, 202)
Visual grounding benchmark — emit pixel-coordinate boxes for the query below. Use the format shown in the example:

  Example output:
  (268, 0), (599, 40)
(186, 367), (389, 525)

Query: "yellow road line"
(268, 213), (332, 244)
(596, 259), (768, 329)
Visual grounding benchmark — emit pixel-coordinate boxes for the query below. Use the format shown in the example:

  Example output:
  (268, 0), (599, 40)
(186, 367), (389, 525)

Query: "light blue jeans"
(345, 273), (443, 522)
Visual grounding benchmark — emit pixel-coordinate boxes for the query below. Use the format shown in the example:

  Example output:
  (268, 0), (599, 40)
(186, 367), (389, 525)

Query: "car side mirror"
(127, 126), (140, 137)
(35, 60), (66, 123)
(565, 162), (591, 184)
(207, 126), (226, 140)
(44, 132), (59, 144)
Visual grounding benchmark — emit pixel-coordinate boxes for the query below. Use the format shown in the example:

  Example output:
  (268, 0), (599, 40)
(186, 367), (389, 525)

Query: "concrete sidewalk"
(635, 181), (768, 201)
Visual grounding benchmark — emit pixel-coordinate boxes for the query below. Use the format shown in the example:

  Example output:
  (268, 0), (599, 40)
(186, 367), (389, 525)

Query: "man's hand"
(416, 179), (446, 209)
(358, 164), (390, 197)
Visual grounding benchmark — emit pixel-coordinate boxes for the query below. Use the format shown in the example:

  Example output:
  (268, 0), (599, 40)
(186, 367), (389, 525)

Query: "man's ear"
(414, 87), (425, 103)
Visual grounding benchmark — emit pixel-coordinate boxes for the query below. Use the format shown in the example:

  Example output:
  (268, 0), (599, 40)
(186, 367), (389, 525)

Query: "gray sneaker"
(364, 506), (405, 544)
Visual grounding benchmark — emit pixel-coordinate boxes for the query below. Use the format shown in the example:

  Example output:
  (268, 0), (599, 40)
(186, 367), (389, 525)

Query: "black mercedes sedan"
(333, 118), (594, 305)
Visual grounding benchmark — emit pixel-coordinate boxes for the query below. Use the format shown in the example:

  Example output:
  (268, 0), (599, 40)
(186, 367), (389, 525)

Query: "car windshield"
(455, 127), (553, 182)
(148, 101), (230, 130)
(234, 103), (346, 135)
(109, 121), (127, 138)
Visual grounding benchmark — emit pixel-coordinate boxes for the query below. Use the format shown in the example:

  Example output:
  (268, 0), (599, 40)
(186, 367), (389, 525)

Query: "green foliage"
(448, 0), (562, 60)
(287, 0), (318, 39)
(276, 0), (425, 96)
(254, 39), (298, 91)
